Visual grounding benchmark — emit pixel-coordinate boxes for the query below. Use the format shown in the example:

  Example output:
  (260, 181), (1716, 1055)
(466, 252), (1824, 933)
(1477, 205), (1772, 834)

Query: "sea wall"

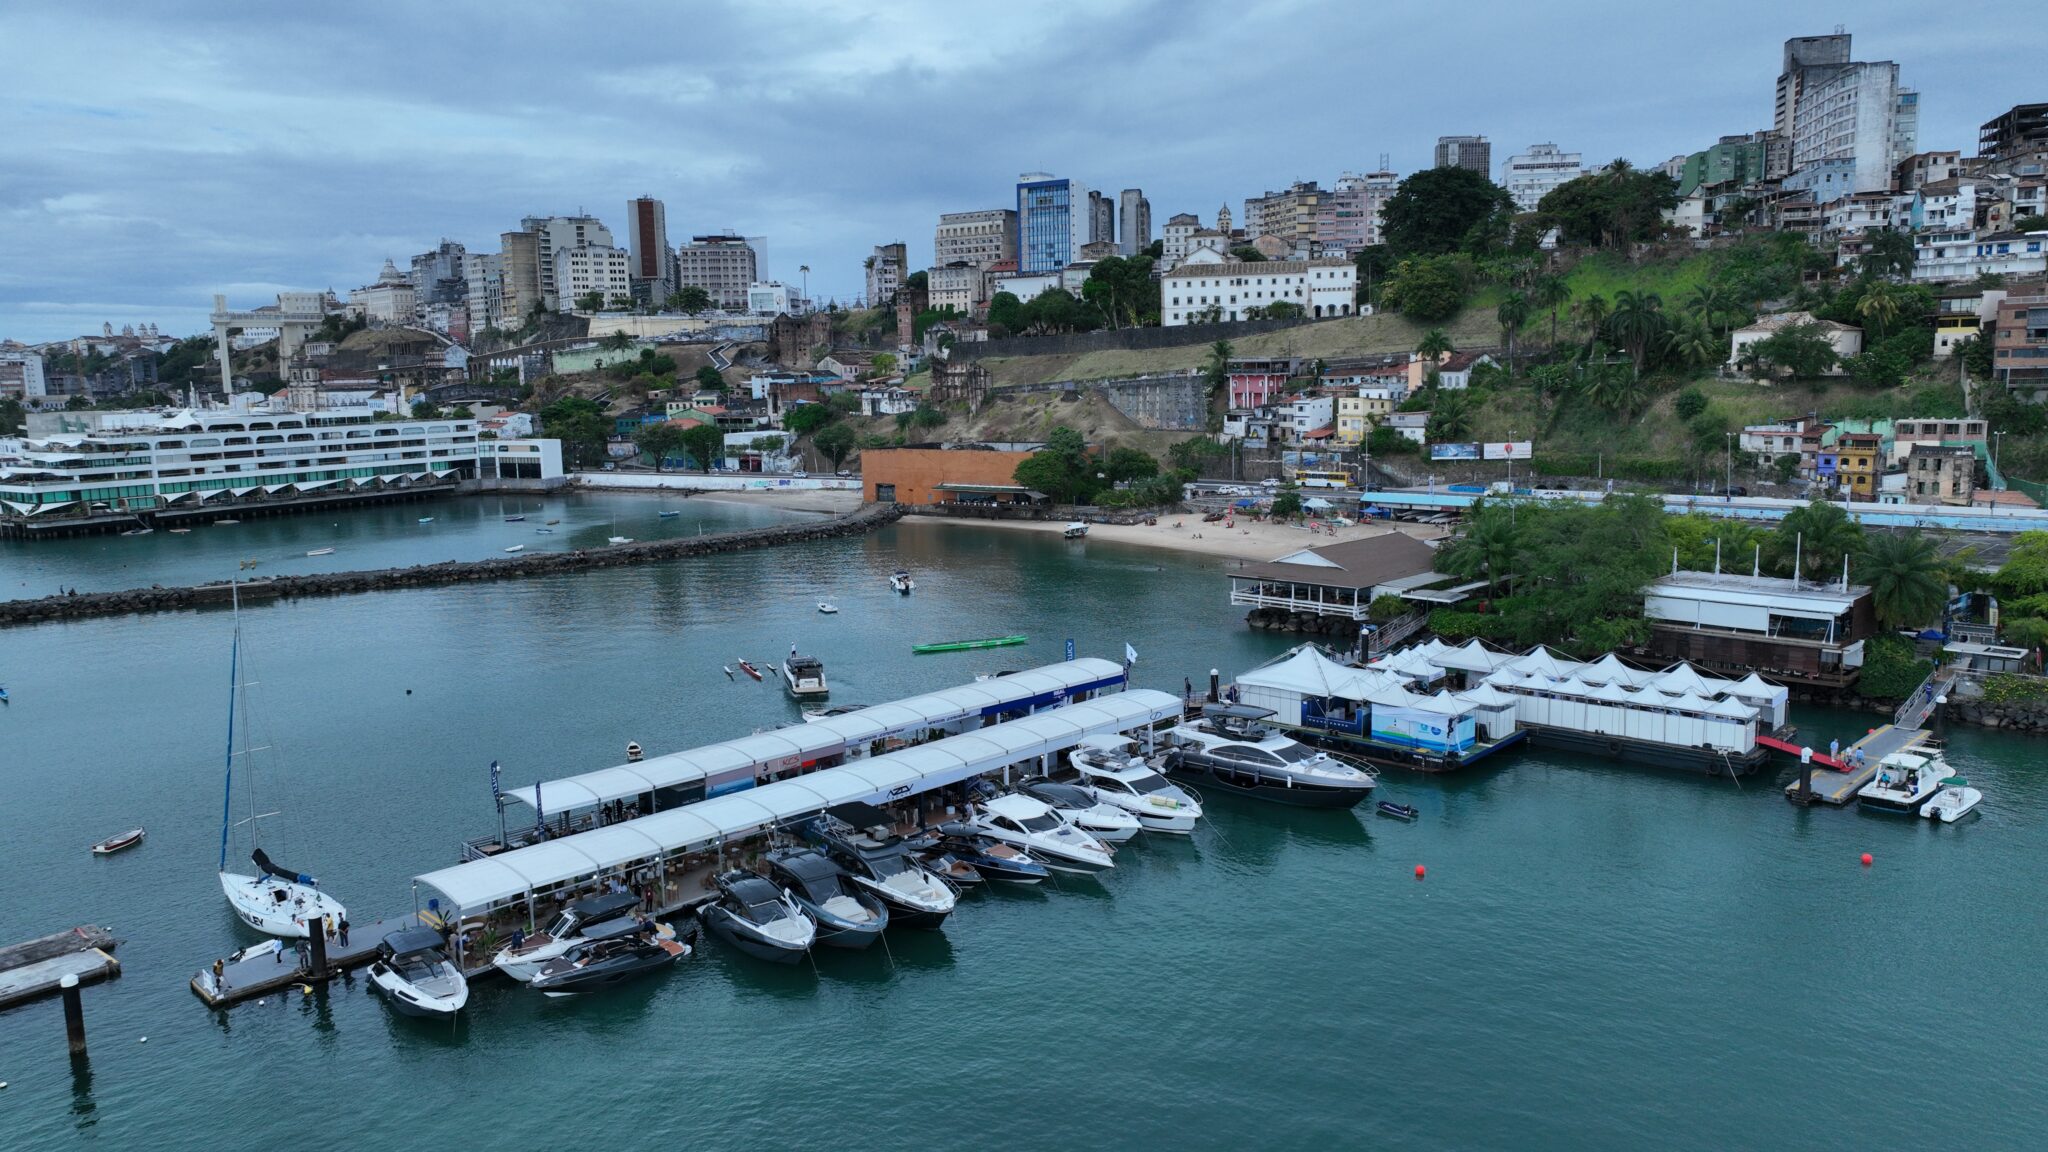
(0, 503), (903, 627)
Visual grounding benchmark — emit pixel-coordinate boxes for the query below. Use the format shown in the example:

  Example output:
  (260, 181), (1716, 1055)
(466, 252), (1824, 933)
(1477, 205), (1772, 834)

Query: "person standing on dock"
(338, 916), (349, 946)
(1829, 738), (1840, 763)
(213, 957), (227, 992)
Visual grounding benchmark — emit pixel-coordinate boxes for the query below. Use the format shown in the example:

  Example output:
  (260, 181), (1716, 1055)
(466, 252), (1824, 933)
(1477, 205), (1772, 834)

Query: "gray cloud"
(0, 0), (2035, 342)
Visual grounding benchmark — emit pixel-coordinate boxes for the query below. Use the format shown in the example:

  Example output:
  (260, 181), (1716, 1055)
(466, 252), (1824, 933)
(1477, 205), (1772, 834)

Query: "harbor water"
(4, 516), (2047, 1149)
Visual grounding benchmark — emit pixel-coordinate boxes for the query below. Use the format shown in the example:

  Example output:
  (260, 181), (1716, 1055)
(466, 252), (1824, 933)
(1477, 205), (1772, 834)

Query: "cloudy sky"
(0, 0), (2035, 343)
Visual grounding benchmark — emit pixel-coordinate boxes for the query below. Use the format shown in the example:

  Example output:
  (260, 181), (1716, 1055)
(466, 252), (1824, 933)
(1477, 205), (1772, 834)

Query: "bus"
(1294, 469), (1353, 489)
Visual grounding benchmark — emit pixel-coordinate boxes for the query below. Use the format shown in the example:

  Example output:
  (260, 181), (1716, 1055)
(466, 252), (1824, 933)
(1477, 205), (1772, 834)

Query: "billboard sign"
(1483, 441), (1534, 461)
(1430, 442), (1481, 461)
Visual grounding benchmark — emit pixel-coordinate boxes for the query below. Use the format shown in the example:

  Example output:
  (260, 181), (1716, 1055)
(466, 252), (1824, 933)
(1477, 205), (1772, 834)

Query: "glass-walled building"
(1016, 173), (1090, 274)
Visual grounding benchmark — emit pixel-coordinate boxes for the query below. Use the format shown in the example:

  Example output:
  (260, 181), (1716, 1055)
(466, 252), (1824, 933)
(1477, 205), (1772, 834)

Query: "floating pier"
(189, 913), (423, 1008)
(1780, 724), (1931, 806)
(0, 926), (122, 1010)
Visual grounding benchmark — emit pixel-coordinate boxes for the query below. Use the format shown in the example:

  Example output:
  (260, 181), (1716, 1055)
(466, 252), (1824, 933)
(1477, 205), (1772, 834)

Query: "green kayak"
(912, 635), (1029, 654)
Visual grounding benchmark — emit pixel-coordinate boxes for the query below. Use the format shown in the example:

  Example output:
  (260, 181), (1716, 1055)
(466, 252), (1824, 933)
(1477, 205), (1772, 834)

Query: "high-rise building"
(1117, 190), (1152, 257)
(464, 252), (502, 332)
(0, 350), (49, 399)
(1789, 59), (1912, 194)
(1087, 190), (1115, 247)
(933, 209), (1017, 269)
(1775, 33), (1852, 136)
(1314, 171), (1398, 254)
(1016, 173), (1092, 274)
(866, 242), (907, 305)
(1501, 144), (1584, 211)
(675, 234), (758, 311)
(627, 196), (674, 303)
(1979, 103), (2048, 173)
(498, 231), (541, 320)
(1434, 136), (1491, 175)
(1244, 181), (1322, 250)
(519, 215), (615, 310)
(408, 240), (467, 316)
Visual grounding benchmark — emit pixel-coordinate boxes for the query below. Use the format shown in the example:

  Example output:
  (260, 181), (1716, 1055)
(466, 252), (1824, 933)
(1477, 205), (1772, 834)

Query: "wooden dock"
(0, 925), (122, 1010)
(1783, 724), (1931, 806)
(189, 913), (425, 1008)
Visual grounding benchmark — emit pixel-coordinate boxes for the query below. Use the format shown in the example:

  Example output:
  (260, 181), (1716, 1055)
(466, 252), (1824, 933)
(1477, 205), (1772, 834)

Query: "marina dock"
(1780, 724), (1932, 806)
(189, 913), (423, 1008)
(0, 926), (122, 1010)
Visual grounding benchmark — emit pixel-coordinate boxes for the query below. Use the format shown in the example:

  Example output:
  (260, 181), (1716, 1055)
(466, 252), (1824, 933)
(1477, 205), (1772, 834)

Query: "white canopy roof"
(502, 658), (1128, 811)
(1454, 684), (1519, 709)
(1508, 648), (1574, 679)
(1584, 681), (1635, 704)
(1238, 646), (1404, 701)
(1731, 672), (1789, 703)
(1580, 653), (1657, 687)
(416, 689), (1180, 911)
(1655, 664), (1715, 696)
(1431, 639), (1516, 673)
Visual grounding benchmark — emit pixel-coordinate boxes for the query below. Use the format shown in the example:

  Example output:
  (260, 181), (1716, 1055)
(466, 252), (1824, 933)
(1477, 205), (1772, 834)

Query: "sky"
(0, 0), (2037, 344)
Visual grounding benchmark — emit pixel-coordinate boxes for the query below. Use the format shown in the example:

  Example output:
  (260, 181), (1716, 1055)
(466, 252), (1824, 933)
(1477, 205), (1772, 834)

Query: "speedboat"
(817, 602), (839, 614)
(1019, 779), (1142, 842)
(120, 527), (154, 536)
(1857, 749), (1951, 816)
(367, 928), (469, 1018)
(535, 527), (555, 534)
(1069, 734), (1204, 834)
(918, 846), (983, 888)
(1161, 704), (1377, 809)
(418, 517), (434, 524)
(222, 850), (347, 938)
(802, 704), (866, 723)
(529, 930), (690, 997)
(491, 892), (643, 983)
(1376, 801), (1421, 821)
(970, 794), (1115, 874)
(503, 544), (525, 553)
(658, 510), (683, 518)
(783, 654), (829, 698)
(607, 535), (634, 545)
(305, 547), (336, 557)
(1063, 522), (1088, 539)
(1923, 777), (1982, 823)
(762, 848), (888, 950)
(699, 870), (815, 964)
(504, 514), (526, 522)
(91, 827), (145, 855)
(805, 804), (957, 928)
(928, 823), (1050, 884)
(890, 569), (915, 594)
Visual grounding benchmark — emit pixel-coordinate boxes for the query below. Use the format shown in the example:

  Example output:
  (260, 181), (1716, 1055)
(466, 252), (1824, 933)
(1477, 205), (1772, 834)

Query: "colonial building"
(1160, 254), (1357, 326)
(347, 260), (417, 324)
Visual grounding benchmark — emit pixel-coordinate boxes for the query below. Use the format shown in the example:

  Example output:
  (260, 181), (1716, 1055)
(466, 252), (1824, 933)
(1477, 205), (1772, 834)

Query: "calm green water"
(4, 520), (2046, 1150)
(0, 491), (802, 599)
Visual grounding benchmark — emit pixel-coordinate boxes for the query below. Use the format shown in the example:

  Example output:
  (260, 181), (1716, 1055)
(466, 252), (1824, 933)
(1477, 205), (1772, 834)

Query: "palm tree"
(1603, 289), (1666, 378)
(1415, 327), (1453, 365)
(1440, 503), (1521, 595)
(1576, 293), (1610, 341)
(1496, 292), (1530, 379)
(1662, 315), (1719, 369)
(1426, 389), (1474, 442)
(1531, 275), (1571, 347)
(1687, 282), (1734, 336)
(1857, 281), (1902, 343)
(1856, 530), (1946, 630)
(1774, 501), (1864, 582)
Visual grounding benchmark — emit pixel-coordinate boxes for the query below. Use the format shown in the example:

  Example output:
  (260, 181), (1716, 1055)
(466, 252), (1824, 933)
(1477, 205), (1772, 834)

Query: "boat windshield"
(1019, 813), (1063, 833)
(1269, 740), (1324, 765)
(743, 897), (787, 924)
(1128, 771), (1175, 794)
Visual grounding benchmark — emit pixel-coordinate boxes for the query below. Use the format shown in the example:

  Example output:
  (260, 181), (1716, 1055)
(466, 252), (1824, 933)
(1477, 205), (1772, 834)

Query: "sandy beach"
(912, 511), (1447, 563)
(676, 488), (866, 515)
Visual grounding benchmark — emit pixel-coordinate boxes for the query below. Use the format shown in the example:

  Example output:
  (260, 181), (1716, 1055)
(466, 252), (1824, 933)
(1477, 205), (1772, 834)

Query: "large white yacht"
(1857, 748), (1953, 816)
(971, 794), (1116, 874)
(1069, 734), (1205, 834)
(1161, 704), (1377, 809)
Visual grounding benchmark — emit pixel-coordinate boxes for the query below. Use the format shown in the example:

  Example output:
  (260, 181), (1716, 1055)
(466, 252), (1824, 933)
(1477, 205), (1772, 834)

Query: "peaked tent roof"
(1237, 646), (1402, 701)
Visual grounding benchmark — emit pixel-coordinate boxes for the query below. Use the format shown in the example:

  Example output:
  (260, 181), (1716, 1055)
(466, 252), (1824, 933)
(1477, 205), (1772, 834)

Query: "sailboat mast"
(217, 584), (241, 872)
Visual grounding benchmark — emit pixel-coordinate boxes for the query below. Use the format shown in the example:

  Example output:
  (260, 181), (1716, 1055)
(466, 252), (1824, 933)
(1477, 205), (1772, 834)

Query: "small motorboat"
(929, 823), (1050, 884)
(890, 569), (915, 594)
(817, 602), (839, 614)
(970, 794), (1115, 874)
(535, 527), (555, 534)
(918, 847), (984, 888)
(1062, 522), (1088, 539)
(698, 870), (816, 964)
(545, 518), (560, 525)
(504, 515), (526, 522)
(491, 893), (643, 983)
(418, 517), (435, 524)
(658, 510), (683, 518)
(0, 685), (9, 703)
(1923, 777), (1982, 823)
(607, 535), (633, 545)
(367, 927), (469, 1018)
(1858, 749), (1951, 816)
(530, 931), (689, 997)
(503, 544), (525, 553)
(802, 704), (865, 722)
(305, 547), (336, 557)
(91, 827), (146, 855)
(736, 659), (764, 681)
(120, 527), (154, 536)
(169, 528), (192, 534)
(1019, 778), (1142, 842)
(783, 653), (829, 699)
(216, 519), (240, 525)
(1376, 801), (1421, 821)
(762, 848), (889, 951)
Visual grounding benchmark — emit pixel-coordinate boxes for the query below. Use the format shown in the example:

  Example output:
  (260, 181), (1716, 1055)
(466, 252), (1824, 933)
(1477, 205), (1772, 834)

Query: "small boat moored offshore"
(736, 659), (764, 681)
(913, 635), (1028, 655)
(1063, 522), (1089, 539)
(890, 569), (915, 594)
(418, 517), (434, 524)
(817, 602), (839, 614)
(305, 547), (336, 557)
(762, 848), (888, 950)
(783, 653), (829, 698)
(1376, 801), (1421, 821)
(367, 927), (470, 1018)
(91, 827), (146, 855)
(491, 892), (643, 983)
(504, 514), (526, 522)
(699, 870), (816, 964)
(1922, 777), (1982, 823)
(503, 544), (525, 553)
(658, 509), (683, 518)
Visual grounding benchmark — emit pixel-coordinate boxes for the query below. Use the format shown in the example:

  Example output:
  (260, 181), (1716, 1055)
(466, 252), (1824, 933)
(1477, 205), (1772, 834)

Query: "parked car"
(836, 470), (853, 478)
(1260, 478), (1281, 488)
(792, 470), (809, 478)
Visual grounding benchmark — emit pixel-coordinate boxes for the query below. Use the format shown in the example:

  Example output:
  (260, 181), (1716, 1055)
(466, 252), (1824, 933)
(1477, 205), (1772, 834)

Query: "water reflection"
(69, 1054), (95, 1128)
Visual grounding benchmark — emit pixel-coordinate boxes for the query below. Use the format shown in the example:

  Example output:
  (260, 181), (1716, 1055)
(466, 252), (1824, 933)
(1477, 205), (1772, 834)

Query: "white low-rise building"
(1160, 253), (1358, 326)
(746, 281), (793, 316)
(1912, 229), (2048, 284)
(1728, 312), (1862, 373)
(555, 244), (631, 308)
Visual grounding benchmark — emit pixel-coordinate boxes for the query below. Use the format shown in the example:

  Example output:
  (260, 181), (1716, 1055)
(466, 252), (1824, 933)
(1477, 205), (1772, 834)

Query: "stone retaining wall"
(0, 504), (904, 628)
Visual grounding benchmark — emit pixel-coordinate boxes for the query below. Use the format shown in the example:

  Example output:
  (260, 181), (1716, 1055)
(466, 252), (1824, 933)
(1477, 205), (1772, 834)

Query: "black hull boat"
(1376, 801), (1420, 820)
(803, 804), (957, 929)
(529, 931), (689, 996)
(929, 824), (1050, 884)
(762, 848), (888, 951)
(699, 870), (815, 964)
(1163, 751), (1373, 809)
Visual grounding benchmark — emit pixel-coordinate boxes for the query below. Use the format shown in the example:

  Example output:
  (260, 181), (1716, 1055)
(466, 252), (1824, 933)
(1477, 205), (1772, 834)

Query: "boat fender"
(1607, 739), (1621, 757)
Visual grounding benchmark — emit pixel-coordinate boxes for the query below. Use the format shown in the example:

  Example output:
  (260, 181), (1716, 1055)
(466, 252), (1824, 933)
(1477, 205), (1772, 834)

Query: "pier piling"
(1208, 669), (1220, 703)
(307, 925), (330, 982)
(60, 973), (86, 1056)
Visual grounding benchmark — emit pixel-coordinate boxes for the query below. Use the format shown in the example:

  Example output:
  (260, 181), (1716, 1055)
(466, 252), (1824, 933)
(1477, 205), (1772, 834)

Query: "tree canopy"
(1537, 165), (1679, 249)
(1381, 167), (1516, 257)
(538, 396), (610, 469)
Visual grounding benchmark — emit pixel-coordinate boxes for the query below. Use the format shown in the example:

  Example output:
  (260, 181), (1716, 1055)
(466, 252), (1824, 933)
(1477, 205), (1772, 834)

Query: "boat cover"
(252, 848), (316, 886)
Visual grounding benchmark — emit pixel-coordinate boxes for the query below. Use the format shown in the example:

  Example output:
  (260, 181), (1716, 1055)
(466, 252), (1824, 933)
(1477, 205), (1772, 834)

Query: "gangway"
(1755, 734), (1845, 770)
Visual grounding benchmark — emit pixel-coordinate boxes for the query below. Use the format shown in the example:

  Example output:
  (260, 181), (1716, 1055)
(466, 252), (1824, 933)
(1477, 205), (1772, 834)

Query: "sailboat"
(217, 585), (347, 938)
(607, 513), (632, 545)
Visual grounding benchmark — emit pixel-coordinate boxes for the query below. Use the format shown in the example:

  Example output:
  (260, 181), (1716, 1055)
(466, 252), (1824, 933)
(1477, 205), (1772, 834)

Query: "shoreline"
(912, 512), (1447, 563)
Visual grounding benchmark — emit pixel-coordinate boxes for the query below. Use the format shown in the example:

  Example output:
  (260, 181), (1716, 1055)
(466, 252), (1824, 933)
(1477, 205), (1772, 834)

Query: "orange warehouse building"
(861, 448), (1046, 506)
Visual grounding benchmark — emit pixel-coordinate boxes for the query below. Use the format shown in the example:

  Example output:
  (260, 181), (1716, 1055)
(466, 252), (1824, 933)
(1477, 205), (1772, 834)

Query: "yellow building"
(1836, 432), (1882, 501)
(1334, 392), (1397, 446)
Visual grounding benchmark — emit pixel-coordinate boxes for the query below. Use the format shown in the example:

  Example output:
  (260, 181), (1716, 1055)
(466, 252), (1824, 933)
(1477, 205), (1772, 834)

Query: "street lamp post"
(1725, 431), (1734, 497)
(1507, 428), (1515, 490)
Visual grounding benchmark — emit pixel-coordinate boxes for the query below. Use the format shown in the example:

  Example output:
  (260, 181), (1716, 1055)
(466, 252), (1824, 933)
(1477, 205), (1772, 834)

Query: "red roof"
(667, 418), (706, 430)
(1303, 427), (1335, 440)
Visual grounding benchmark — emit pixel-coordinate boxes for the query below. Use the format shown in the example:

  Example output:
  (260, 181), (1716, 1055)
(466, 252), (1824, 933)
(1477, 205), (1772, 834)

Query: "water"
(4, 519), (2046, 1150)
(0, 490), (802, 599)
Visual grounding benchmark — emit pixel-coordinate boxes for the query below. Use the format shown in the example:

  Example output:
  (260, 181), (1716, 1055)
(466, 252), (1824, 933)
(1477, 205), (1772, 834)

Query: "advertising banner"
(1482, 441), (1534, 461)
(1430, 442), (1481, 461)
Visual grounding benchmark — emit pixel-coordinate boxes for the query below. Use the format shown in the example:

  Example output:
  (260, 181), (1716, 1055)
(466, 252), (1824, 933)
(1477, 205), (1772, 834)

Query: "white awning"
(417, 688), (1180, 912)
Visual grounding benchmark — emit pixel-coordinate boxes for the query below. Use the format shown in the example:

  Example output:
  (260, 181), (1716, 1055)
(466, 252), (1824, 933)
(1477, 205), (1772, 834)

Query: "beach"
(912, 511), (1448, 562)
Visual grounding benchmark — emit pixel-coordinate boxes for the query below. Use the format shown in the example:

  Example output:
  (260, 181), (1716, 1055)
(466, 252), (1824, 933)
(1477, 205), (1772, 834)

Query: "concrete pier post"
(1208, 669), (1220, 703)
(60, 973), (86, 1056)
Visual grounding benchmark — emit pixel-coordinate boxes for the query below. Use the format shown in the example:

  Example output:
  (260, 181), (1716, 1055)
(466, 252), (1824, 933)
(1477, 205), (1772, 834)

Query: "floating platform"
(0, 948), (121, 1009)
(1781, 724), (1930, 806)
(1293, 726), (1527, 773)
(189, 912), (426, 1008)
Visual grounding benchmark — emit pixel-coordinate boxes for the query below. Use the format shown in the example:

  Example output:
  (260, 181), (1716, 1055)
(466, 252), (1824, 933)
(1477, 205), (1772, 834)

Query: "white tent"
(1581, 653), (1656, 688)
(1432, 639), (1517, 674)
(1236, 646), (1403, 704)
(1508, 648), (1575, 680)
(1654, 664), (1715, 696)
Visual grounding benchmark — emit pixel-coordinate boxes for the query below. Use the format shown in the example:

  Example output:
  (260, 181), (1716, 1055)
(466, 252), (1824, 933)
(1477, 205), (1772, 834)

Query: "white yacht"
(1069, 734), (1204, 834)
(367, 927), (470, 1018)
(1019, 779), (1143, 842)
(1857, 749), (1952, 816)
(1161, 704), (1377, 809)
(971, 794), (1115, 874)
(783, 653), (829, 699)
(1062, 522), (1088, 539)
(491, 892), (643, 983)
(1922, 776), (1982, 823)
(890, 569), (915, 594)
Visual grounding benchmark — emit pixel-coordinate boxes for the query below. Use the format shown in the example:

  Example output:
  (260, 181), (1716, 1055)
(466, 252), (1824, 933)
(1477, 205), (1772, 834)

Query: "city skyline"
(0, 1), (2038, 342)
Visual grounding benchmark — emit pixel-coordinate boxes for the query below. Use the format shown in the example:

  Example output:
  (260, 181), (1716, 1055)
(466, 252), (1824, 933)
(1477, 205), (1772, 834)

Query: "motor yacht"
(783, 653), (829, 699)
(1923, 776), (1983, 823)
(1857, 749), (1952, 816)
(890, 569), (915, 594)
(1161, 704), (1377, 809)
(761, 848), (888, 950)
(491, 892), (643, 983)
(367, 928), (469, 1018)
(927, 823), (1050, 884)
(970, 794), (1115, 874)
(699, 870), (816, 964)
(805, 804), (957, 929)
(1068, 734), (1204, 834)
(529, 930), (690, 996)
(1018, 779), (1142, 842)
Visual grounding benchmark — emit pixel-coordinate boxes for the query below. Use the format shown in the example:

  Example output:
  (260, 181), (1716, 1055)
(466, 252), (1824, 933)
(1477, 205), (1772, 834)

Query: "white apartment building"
(1790, 61), (1913, 194)
(554, 244), (632, 309)
(464, 252), (503, 331)
(1502, 144), (1584, 212)
(1159, 252), (1358, 326)
(927, 262), (980, 315)
(1913, 229), (2048, 284)
(1275, 395), (1334, 444)
(1160, 212), (1202, 268)
(520, 215), (615, 310)
(0, 349), (49, 399)
(934, 209), (1017, 269)
(993, 271), (1062, 304)
(746, 281), (793, 316)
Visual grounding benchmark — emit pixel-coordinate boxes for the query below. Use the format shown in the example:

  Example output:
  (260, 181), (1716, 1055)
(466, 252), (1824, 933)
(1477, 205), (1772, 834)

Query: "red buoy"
(1414, 864), (1426, 879)
(1860, 853), (1873, 867)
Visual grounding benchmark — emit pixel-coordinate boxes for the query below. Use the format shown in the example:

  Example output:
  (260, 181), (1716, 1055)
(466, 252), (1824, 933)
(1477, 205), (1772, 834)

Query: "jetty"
(189, 912), (427, 1008)
(1779, 724), (1933, 805)
(0, 926), (121, 1010)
